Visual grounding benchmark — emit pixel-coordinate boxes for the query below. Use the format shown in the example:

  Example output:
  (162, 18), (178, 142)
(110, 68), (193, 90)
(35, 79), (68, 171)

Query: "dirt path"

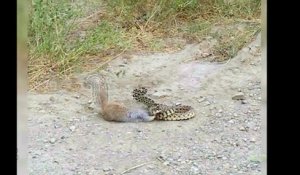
(28, 33), (264, 175)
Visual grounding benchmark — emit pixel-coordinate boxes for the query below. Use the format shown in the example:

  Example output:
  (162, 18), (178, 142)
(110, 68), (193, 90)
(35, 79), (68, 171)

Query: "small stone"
(103, 167), (111, 172)
(147, 165), (154, 169)
(249, 93), (254, 97)
(233, 113), (238, 117)
(190, 165), (200, 174)
(232, 92), (246, 100)
(232, 142), (239, 147)
(250, 138), (256, 143)
(241, 100), (248, 104)
(54, 124), (60, 129)
(239, 126), (246, 131)
(202, 101), (211, 106)
(50, 138), (56, 144)
(61, 136), (65, 139)
(198, 97), (206, 103)
(69, 126), (76, 131)
(215, 113), (222, 117)
(158, 155), (166, 161)
(49, 96), (55, 102)
(163, 161), (170, 166)
(228, 120), (235, 124)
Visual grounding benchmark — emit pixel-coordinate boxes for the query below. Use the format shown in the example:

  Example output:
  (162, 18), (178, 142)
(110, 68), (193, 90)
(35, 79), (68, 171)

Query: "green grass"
(28, 0), (261, 91)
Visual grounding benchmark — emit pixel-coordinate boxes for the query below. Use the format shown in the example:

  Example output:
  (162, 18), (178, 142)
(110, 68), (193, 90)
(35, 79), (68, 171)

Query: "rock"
(232, 92), (246, 100)
(69, 126), (76, 131)
(73, 95), (80, 99)
(241, 100), (248, 104)
(54, 124), (60, 129)
(49, 96), (55, 102)
(103, 167), (112, 172)
(147, 165), (154, 169)
(163, 161), (170, 166)
(198, 97), (206, 103)
(203, 101), (211, 106)
(228, 120), (235, 124)
(50, 138), (56, 144)
(250, 138), (256, 143)
(239, 126), (246, 131)
(215, 113), (222, 117)
(190, 165), (200, 174)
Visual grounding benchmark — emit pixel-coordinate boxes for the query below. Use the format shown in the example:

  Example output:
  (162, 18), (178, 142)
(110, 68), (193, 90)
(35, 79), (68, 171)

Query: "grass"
(27, 0), (261, 91)
(212, 21), (261, 61)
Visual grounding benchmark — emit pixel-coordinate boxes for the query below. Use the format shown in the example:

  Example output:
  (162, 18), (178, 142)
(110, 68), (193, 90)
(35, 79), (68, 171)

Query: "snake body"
(132, 87), (195, 121)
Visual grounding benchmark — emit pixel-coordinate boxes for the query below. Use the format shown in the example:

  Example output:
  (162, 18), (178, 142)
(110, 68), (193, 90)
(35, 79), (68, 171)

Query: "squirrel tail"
(98, 76), (108, 110)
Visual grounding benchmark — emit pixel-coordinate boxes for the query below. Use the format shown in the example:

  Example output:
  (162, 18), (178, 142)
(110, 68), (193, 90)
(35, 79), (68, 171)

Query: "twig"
(28, 79), (50, 92)
(120, 161), (154, 174)
(89, 48), (128, 73)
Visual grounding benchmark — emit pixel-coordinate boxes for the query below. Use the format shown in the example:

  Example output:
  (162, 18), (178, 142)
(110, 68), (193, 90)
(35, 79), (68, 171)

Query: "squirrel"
(84, 74), (155, 122)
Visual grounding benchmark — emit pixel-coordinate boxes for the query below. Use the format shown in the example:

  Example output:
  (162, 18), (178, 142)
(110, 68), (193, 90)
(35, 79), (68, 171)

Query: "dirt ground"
(27, 33), (265, 175)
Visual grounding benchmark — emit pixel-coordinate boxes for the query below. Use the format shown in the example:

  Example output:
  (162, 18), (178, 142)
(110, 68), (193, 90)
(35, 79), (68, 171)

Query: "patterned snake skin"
(132, 87), (195, 121)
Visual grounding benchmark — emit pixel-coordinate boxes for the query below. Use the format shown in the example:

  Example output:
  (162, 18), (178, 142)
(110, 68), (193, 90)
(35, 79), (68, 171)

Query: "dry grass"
(28, 0), (261, 92)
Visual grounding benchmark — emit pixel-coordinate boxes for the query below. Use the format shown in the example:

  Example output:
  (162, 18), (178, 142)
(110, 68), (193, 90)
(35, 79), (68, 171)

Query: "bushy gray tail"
(84, 74), (108, 110)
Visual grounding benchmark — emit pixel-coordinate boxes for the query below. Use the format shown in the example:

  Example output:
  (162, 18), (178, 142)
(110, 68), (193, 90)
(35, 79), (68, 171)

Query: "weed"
(28, 0), (261, 91)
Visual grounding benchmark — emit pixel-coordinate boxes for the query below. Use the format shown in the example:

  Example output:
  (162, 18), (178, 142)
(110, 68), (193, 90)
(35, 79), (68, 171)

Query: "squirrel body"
(85, 75), (155, 122)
